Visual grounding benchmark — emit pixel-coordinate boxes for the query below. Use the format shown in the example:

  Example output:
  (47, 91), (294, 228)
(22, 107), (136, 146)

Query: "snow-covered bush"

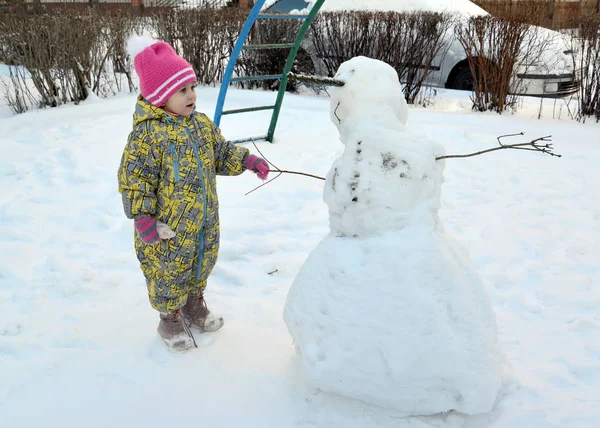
(0, 7), (251, 114)
(0, 8), (137, 113)
(309, 10), (454, 104)
(455, 15), (553, 113)
(153, 8), (246, 86)
(234, 16), (315, 92)
(567, 15), (600, 122)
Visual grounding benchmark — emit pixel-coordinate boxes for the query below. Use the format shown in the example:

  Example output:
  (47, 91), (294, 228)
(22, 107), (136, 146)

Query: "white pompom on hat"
(126, 35), (197, 107)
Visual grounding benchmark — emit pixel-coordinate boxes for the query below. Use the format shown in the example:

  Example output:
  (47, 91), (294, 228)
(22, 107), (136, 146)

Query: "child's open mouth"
(187, 103), (194, 109)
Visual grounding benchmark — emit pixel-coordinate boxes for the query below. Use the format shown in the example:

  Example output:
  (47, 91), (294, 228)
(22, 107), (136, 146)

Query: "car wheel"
(292, 48), (316, 75)
(450, 66), (475, 91)
(288, 49), (316, 92)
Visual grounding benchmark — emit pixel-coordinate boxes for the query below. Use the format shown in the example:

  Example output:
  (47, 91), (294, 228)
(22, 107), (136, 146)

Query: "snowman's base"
(284, 227), (502, 416)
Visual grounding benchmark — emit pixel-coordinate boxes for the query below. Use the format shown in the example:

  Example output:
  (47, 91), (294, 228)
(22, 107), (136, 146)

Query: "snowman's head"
(330, 57), (408, 137)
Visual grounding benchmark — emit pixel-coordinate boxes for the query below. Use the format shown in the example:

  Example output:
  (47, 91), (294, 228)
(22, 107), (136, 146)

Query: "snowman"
(283, 57), (502, 416)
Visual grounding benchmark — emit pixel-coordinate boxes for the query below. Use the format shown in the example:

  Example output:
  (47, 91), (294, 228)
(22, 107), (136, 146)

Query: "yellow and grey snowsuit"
(118, 97), (249, 313)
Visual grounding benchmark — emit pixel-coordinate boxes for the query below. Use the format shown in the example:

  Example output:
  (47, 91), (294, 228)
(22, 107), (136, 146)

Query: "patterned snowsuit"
(118, 96), (249, 312)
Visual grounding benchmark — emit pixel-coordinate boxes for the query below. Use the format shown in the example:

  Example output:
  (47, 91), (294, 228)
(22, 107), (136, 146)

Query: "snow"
(325, 58), (435, 236)
(262, 0), (281, 10)
(284, 57), (501, 415)
(126, 35), (157, 60)
(263, 0), (488, 16)
(1, 65), (600, 426)
(284, 225), (502, 413)
(313, 0), (488, 16)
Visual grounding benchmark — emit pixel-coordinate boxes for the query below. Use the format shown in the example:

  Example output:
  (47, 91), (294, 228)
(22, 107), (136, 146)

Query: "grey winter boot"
(182, 294), (224, 333)
(157, 311), (197, 351)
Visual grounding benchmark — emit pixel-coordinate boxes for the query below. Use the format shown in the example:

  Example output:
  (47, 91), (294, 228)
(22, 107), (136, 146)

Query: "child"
(118, 38), (269, 351)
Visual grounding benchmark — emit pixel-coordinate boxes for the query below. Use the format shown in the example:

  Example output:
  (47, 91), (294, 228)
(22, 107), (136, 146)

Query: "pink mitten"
(245, 154), (269, 180)
(134, 217), (159, 244)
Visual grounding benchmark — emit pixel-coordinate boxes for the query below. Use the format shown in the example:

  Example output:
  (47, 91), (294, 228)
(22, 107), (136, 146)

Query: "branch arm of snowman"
(246, 73), (559, 195)
(286, 73), (561, 160)
(287, 72), (345, 88)
(436, 133), (561, 160)
(246, 131), (560, 195)
(245, 142), (325, 196)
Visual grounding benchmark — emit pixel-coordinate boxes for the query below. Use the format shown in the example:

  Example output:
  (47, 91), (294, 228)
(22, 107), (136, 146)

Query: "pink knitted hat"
(127, 37), (197, 107)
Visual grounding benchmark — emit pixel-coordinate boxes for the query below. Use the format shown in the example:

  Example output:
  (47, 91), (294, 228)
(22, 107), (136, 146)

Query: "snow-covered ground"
(0, 76), (599, 427)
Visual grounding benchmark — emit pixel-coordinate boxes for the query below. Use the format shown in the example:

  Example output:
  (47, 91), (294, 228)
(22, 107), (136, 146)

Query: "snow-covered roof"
(262, 0), (489, 16)
(314, 0), (487, 16)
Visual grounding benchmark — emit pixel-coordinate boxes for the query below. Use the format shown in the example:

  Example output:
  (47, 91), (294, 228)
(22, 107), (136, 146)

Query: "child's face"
(164, 82), (197, 116)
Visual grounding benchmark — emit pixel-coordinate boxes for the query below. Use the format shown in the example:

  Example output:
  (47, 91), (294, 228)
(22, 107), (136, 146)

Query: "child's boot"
(157, 310), (196, 350)
(182, 294), (224, 332)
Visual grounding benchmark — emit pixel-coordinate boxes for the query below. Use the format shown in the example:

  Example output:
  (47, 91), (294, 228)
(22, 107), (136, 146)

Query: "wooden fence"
(473, 0), (599, 28)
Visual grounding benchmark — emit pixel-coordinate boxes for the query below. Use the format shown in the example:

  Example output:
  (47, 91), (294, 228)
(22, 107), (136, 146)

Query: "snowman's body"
(284, 57), (501, 416)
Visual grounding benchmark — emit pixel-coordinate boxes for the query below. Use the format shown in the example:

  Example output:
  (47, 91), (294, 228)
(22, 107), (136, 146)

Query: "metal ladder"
(213, 0), (325, 144)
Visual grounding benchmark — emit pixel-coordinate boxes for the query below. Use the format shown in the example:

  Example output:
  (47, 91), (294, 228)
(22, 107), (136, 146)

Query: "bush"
(455, 15), (551, 113)
(567, 14), (600, 122)
(0, 8), (137, 112)
(309, 10), (454, 104)
(235, 17), (313, 92)
(153, 8), (246, 86)
(0, 7), (453, 113)
(0, 7), (247, 114)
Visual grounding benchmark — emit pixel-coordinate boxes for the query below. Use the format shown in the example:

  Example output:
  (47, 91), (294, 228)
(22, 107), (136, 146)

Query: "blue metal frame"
(214, 0), (325, 144)
(214, 0), (269, 127)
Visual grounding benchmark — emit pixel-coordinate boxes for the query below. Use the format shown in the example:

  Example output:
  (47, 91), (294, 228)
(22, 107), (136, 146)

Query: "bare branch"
(245, 142), (326, 195)
(247, 134), (559, 196)
(251, 142), (326, 180)
(334, 102), (342, 124)
(245, 172), (284, 196)
(272, 169), (326, 180)
(287, 72), (345, 87)
(497, 132), (524, 146)
(437, 133), (561, 160)
(252, 141), (281, 171)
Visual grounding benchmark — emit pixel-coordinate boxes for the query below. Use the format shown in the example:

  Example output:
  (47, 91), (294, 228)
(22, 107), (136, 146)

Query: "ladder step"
(230, 135), (269, 145)
(231, 74), (284, 82)
(257, 14), (310, 20)
(222, 105), (275, 115)
(242, 43), (296, 51)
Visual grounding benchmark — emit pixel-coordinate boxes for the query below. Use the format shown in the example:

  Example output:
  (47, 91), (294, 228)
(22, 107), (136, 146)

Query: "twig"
(334, 102), (342, 124)
(252, 142), (280, 171)
(497, 132), (524, 147)
(437, 133), (561, 160)
(245, 142), (326, 195)
(252, 142), (326, 180)
(287, 72), (345, 87)
(246, 133), (560, 195)
(272, 169), (326, 180)
(245, 172), (283, 196)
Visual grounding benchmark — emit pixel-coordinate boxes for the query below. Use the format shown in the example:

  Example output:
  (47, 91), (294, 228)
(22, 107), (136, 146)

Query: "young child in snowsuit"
(118, 38), (269, 351)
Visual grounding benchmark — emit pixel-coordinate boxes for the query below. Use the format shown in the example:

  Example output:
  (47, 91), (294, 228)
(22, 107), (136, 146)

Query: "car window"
(266, 0), (310, 13)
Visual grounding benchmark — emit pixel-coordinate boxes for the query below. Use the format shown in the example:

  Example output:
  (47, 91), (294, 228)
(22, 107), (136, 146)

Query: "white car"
(264, 0), (579, 97)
